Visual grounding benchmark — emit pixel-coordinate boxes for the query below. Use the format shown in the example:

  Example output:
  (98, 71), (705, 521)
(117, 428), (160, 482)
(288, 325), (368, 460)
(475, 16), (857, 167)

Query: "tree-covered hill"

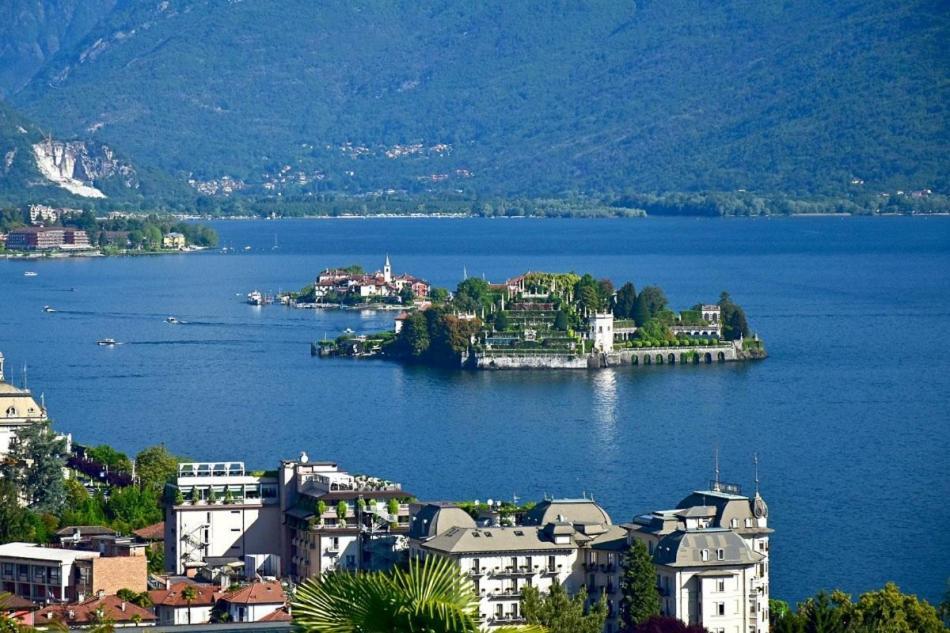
(8, 0), (949, 199)
(0, 0), (117, 98)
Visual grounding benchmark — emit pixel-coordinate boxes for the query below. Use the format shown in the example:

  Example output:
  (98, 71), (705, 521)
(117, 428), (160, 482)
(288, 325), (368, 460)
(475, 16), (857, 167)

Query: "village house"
(162, 231), (187, 249)
(147, 580), (218, 626)
(33, 593), (156, 629)
(219, 580), (287, 623)
(313, 256), (429, 301)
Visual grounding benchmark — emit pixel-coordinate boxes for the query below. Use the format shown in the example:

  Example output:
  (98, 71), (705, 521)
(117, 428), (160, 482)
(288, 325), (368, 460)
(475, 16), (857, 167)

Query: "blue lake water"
(1, 217), (949, 605)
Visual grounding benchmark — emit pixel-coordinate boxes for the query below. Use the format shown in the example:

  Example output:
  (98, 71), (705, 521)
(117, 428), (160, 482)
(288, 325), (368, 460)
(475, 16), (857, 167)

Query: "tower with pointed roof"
(383, 255), (392, 283)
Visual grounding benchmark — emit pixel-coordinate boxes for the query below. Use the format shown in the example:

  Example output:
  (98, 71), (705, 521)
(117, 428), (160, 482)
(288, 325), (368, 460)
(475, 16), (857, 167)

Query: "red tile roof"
(221, 581), (286, 606)
(148, 582), (217, 607)
(259, 606), (292, 622)
(133, 521), (165, 541)
(34, 595), (156, 626)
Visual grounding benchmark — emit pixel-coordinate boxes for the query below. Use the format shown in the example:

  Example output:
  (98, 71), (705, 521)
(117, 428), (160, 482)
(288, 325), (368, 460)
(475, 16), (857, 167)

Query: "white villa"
(0, 352), (48, 459)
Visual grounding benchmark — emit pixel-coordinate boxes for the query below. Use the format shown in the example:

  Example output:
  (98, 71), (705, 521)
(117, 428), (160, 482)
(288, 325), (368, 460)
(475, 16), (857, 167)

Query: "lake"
(2, 216), (948, 605)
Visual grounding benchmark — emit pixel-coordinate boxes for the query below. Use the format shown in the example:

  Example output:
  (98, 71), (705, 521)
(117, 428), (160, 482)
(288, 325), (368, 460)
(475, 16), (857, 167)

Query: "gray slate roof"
(652, 529), (764, 568)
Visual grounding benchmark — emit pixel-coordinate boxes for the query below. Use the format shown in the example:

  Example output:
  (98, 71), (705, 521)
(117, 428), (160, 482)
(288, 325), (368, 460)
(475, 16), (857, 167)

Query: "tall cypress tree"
(615, 282), (637, 319)
(621, 539), (661, 628)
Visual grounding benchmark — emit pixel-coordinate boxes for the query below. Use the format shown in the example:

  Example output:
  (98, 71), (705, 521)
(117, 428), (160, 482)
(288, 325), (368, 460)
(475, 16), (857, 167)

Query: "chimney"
(120, 602), (126, 612)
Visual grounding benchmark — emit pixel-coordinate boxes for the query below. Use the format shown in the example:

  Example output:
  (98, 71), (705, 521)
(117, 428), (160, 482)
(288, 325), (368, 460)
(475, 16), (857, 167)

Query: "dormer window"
(5, 406), (15, 417)
(701, 549), (709, 561)
(717, 548), (725, 560)
(730, 518), (738, 528)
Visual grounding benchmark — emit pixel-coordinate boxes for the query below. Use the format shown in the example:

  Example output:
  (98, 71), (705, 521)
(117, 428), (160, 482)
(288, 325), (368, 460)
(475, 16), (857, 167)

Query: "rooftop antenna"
(22, 364), (27, 390)
(463, 265), (468, 280)
(753, 452), (760, 495)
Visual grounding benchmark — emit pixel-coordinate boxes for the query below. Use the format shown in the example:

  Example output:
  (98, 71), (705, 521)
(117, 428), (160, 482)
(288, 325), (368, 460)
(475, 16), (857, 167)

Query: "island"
(315, 271), (766, 370)
(279, 256), (433, 310)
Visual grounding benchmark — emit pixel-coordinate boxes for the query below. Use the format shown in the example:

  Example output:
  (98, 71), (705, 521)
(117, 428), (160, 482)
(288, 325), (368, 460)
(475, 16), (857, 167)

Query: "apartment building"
(164, 462), (282, 575)
(279, 456), (412, 581)
(627, 482), (772, 633)
(411, 499), (625, 629)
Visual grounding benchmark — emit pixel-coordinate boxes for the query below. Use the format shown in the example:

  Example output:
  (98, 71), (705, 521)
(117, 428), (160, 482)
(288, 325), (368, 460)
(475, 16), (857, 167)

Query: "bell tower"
(383, 254), (392, 283)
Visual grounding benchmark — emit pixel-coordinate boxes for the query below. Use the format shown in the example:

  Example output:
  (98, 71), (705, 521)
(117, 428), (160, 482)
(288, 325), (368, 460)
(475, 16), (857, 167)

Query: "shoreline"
(0, 246), (210, 260)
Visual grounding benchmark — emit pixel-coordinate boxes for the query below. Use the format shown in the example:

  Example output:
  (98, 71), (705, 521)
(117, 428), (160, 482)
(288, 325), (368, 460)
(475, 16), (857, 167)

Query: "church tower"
(383, 255), (392, 283)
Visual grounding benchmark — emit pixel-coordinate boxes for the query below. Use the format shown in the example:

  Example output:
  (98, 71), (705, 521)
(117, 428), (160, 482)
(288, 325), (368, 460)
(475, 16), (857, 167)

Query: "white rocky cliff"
(30, 138), (138, 198)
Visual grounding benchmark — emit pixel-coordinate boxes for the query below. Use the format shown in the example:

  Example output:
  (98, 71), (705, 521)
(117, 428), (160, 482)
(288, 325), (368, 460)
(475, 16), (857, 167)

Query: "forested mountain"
(5, 0), (949, 201)
(0, 0), (117, 97)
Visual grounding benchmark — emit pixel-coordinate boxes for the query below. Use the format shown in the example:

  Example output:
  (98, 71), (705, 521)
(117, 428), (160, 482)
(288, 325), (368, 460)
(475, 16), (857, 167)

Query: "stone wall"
(472, 342), (756, 370)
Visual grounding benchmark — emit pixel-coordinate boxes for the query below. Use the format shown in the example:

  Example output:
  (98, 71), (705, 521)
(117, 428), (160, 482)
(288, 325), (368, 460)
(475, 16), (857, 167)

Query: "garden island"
(316, 271), (766, 370)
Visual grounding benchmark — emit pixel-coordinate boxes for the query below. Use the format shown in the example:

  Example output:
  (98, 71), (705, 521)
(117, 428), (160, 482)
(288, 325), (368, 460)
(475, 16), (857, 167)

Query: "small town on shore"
(1, 349), (945, 633)
(0, 205), (218, 258)
(304, 257), (767, 370)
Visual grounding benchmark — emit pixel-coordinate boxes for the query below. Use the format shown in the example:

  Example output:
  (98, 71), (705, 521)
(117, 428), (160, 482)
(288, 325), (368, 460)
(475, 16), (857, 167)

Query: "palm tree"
(180, 585), (198, 626)
(292, 555), (544, 633)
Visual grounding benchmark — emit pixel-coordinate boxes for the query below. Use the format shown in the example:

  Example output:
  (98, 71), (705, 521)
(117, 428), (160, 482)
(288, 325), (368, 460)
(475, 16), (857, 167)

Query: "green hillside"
(0, 0), (117, 98)
(9, 0), (949, 200)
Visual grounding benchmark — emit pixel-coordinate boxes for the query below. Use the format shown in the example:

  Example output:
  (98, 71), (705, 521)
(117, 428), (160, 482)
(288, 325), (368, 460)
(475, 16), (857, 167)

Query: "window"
(510, 556), (517, 569)
(716, 602), (725, 616)
(547, 555), (556, 572)
(730, 518), (738, 528)
(701, 549), (709, 561)
(649, 541), (655, 555)
(472, 558), (480, 573)
(717, 548), (725, 560)
(5, 406), (16, 417)
(717, 579), (725, 592)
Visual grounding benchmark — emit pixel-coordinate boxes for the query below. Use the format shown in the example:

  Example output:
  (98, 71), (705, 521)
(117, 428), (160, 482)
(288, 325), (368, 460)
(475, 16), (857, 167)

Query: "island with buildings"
(282, 255), (431, 310)
(317, 271), (766, 369)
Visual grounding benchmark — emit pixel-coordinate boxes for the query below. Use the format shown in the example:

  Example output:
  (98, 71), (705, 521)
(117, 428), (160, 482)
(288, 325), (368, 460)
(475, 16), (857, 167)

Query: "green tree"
(430, 287), (450, 303)
(87, 445), (133, 473)
(292, 555), (541, 632)
(615, 282), (637, 319)
(397, 311), (431, 358)
(454, 277), (491, 313)
(134, 445), (179, 493)
(852, 582), (944, 633)
(554, 310), (569, 331)
(2, 421), (67, 513)
(0, 480), (33, 543)
(522, 583), (606, 633)
(633, 286), (668, 326)
(336, 500), (348, 525)
(180, 584), (198, 626)
(399, 286), (414, 304)
(621, 540), (661, 628)
(718, 292), (749, 341)
(105, 486), (162, 531)
(316, 500), (328, 525)
(495, 310), (510, 332)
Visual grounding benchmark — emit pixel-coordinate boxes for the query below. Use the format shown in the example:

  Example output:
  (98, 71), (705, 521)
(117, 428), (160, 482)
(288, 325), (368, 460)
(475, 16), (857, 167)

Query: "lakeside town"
(0, 349), (944, 632)
(0, 205), (218, 258)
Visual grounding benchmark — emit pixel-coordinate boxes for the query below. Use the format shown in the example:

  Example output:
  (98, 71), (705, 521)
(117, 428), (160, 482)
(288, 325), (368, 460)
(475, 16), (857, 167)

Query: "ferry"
(23, 271), (38, 277)
(97, 338), (117, 346)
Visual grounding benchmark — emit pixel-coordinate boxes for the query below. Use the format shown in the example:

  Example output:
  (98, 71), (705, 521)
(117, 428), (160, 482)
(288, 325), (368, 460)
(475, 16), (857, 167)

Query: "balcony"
(600, 563), (617, 573)
(469, 568), (485, 577)
(489, 615), (526, 625)
(488, 589), (523, 600)
(541, 566), (560, 575)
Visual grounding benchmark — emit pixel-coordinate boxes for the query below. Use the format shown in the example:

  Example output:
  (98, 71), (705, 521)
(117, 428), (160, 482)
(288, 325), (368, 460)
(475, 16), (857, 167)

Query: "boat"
(247, 290), (264, 306)
(23, 271), (38, 277)
(97, 338), (117, 346)
(243, 245), (252, 251)
(43, 306), (56, 313)
(166, 316), (180, 324)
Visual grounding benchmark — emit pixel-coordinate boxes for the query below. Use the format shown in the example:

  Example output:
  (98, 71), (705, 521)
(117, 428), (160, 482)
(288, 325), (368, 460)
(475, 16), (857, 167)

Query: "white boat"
(243, 245), (252, 251)
(97, 338), (117, 346)
(166, 316), (180, 324)
(43, 306), (56, 313)
(24, 271), (38, 277)
(247, 290), (263, 306)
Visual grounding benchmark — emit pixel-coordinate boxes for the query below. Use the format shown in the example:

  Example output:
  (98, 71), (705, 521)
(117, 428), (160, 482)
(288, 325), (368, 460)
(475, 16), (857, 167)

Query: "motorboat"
(43, 306), (56, 313)
(97, 338), (117, 346)
(23, 271), (38, 277)
(166, 316), (181, 324)
(247, 290), (264, 305)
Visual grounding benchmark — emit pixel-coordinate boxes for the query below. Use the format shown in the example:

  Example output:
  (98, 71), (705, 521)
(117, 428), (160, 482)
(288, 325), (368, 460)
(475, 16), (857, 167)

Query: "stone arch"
(680, 353), (689, 364)
(717, 351), (726, 363)
(704, 352), (712, 364)
(655, 354), (664, 364)
(631, 355), (639, 366)
(668, 353), (676, 364)
(643, 354), (651, 365)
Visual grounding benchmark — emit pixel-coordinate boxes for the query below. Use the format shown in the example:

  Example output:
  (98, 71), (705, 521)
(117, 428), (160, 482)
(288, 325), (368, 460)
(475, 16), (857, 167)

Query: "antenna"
(463, 265), (468, 280)
(22, 364), (27, 390)
(753, 453), (760, 495)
